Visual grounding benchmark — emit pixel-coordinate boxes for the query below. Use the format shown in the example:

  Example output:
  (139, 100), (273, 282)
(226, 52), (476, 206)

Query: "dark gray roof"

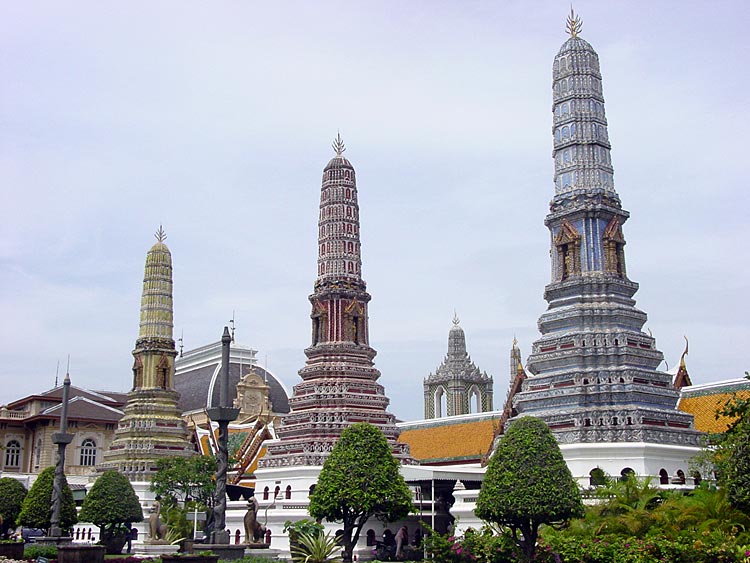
(175, 361), (290, 415)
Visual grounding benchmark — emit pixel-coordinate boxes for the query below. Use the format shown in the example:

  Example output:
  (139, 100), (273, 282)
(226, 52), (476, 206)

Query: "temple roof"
(397, 413), (500, 464)
(175, 341), (290, 415)
(678, 378), (750, 433)
(425, 317), (491, 385)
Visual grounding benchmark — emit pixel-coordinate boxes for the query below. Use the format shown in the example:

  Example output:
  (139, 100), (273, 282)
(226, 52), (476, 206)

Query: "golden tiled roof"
(398, 418), (498, 463)
(679, 390), (750, 433)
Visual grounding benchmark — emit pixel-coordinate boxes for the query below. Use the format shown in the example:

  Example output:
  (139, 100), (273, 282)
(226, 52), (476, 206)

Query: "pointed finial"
(512, 335), (518, 349)
(230, 311), (236, 343)
(566, 6), (583, 38)
(452, 310), (460, 326)
(64, 354), (71, 384)
(178, 329), (184, 358)
(332, 131), (346, 156)
(680, 335), (689, 367)
(155, 225), (167, 243)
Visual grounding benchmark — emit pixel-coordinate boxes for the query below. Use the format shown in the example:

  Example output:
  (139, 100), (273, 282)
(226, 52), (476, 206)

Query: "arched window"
(434, 387), (447, 418)
(274, 486), (280, 499)
(469, 387), (481, 414)
(674, 469), (686, 485)
(692, 471), (702, 486)
(619, 467), (635, 482)
(366, 529), (376, 546)
(80, 439), (97, 466)
(263, 486), (269, 500)
(309, 484), (316, 497)
(659, 468), (669, 485)
(4, 440), (21, 468)
(285, 485), (292, 500)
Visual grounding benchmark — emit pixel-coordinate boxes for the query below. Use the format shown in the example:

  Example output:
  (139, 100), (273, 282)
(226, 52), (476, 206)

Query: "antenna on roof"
(229, 311), (236, 343)
(178, 329), (184, 358)
(55, 360), (60, 387)
(65, 354), (70, 380)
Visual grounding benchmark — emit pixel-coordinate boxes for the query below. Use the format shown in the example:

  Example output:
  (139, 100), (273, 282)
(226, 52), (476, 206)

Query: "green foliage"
(162, 504), (191, 543)
(712, 372), (750, 512)
(23, 543), (58, 560)
(150, 455), (217, 509)
(423, 525), (520, 563)
(475, 417), (583, 561)
(308, 422), (414, 563)
(284, 518), (325, 539)
(290, 530), (342, 563)
(0, 477), (27, 534)
(79, 470), (144, 545)
(542, 478), (750, 563)
(18, 466), (77, 532)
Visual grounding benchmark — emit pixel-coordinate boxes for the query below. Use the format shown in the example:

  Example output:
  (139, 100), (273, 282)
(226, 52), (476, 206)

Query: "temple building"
(423, 315), (493, 419)
(258, 135), (411, 468)
(99, 228), (194, 481)
(500, 12), (702, 482)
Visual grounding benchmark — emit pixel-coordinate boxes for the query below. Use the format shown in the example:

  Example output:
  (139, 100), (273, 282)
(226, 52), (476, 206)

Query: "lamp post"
(50, 372), (73, 538)
(206, 327), (239, 544)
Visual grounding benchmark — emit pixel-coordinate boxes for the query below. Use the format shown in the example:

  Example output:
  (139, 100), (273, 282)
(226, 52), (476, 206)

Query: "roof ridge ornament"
(566, 6), (583, 38)
(680, 335), (689, 368)
(155, 225), (167, 243)
(332, 131), (346, 156)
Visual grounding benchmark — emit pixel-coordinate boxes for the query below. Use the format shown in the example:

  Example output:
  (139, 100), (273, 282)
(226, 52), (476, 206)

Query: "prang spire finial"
(332, 131), (346, 156)
(452, 310), (460, 326)
(155, 225), (167, 243)
(566, 6), (583, 38)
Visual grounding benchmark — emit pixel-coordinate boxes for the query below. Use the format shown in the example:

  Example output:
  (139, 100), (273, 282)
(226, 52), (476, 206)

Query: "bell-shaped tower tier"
(511, 18), (701, 450)
(259, 137), (413, 467)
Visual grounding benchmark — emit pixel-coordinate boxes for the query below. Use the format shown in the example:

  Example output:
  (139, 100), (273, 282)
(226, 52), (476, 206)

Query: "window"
(285, 485), (292, 499)
(80, 439), (97, 466)
(5, 440), (21, 468)
(34, 437), (42, 469)
(469, 387), (481, 414)
(659, 468), (669, 485)
(434, 387), (447, 418)
(263, 486), (269, 500)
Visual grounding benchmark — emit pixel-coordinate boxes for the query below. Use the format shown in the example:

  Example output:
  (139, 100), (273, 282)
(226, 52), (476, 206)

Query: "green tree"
(150, 455), (217, 539)
(475, 416), (583, 562)
(712, 372), (750, 512)
(0, 477), (27, 537)
(150, 455), (217, 508)
(18, 466), (77, 532)
(78, 470), (143, 551)
(308, 422), (414, 563)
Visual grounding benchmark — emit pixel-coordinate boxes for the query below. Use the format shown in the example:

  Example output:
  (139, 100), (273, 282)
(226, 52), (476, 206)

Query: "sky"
(1, 1), (748, 422)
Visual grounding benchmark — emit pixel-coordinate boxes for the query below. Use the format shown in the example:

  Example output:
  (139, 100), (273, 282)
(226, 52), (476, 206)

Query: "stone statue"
(243, 496), (266, 544)
(147, 500), (168, 543)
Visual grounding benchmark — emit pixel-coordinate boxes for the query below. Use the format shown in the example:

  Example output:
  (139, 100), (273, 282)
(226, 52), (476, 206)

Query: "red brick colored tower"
(259, 135), (412, 467)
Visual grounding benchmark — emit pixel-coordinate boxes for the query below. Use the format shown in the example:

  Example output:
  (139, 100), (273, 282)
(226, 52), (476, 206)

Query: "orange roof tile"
(398, 418), (498, 463)
(679, 390), (750, 433)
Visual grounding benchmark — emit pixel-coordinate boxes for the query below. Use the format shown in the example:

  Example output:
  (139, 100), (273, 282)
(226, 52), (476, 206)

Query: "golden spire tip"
(155, 225), (167, 243)
(566, 6), (583, 38)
